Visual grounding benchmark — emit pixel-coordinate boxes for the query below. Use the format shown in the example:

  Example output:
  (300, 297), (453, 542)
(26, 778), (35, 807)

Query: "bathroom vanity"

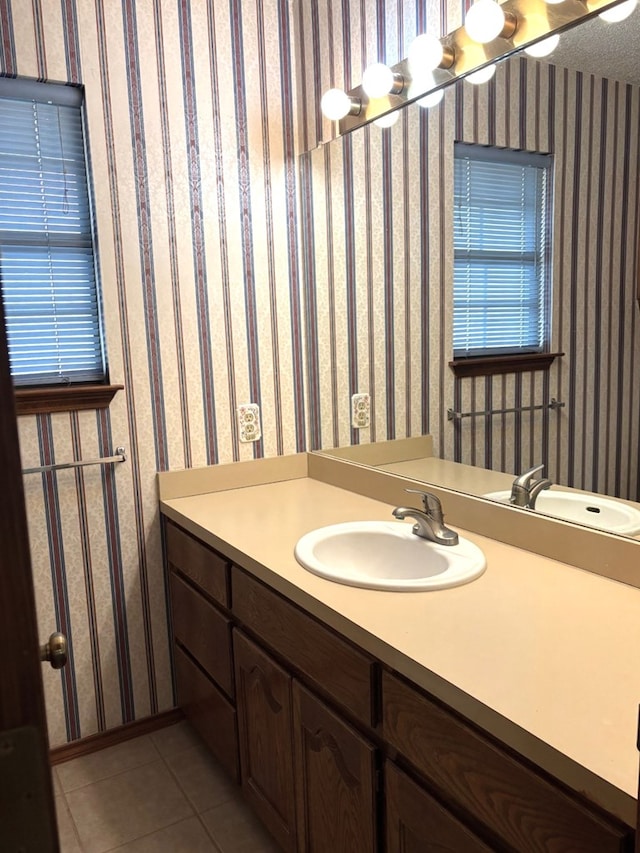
(159, 457), (639, 852)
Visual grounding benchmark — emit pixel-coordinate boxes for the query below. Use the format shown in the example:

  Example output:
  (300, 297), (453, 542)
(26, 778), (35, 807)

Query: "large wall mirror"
(301, 5), (640, 540)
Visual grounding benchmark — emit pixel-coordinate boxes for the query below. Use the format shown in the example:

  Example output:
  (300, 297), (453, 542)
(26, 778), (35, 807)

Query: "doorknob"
(40, 632), (68, 669)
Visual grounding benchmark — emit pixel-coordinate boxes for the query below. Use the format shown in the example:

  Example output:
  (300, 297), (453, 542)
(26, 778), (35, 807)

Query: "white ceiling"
(540, 5), (640, 85)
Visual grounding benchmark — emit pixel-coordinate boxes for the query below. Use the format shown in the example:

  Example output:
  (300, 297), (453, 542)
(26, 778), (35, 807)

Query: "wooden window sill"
(15, 384), (124, 416)
(449, 352), (563, 378)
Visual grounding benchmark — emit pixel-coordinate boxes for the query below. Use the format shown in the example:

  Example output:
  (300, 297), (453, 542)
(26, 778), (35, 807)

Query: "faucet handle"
(405, 489), (443, 520)
(514, 464), (545, 488)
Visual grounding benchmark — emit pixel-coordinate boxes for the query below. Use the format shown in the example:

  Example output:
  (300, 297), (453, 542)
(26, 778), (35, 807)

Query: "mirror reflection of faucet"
(510, 465), (552, 509)
(392, 489), (459, 546)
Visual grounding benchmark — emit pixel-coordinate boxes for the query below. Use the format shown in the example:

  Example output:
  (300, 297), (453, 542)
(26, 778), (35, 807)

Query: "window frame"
(449, 142), (561, 377)
(0, 77), (119, 414)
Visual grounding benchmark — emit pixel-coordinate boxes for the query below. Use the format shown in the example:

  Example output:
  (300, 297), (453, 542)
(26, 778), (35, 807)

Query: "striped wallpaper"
(303, 54), (640, 503)
(1, 0), (638, 750)
(1, 0), (306, 747)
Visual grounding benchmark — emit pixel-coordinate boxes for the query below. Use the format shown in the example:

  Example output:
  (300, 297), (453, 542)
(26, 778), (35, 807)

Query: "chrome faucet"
(510, 464), (552, 509)
(392, 489), (459, 546)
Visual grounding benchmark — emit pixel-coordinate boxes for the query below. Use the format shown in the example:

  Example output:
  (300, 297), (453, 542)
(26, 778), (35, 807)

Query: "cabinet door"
(386, 761), (493, 853)
(293, 681), (377, 853)
(234, 630), (297, 853)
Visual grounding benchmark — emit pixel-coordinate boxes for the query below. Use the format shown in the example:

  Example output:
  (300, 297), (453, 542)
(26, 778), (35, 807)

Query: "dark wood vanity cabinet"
(385, 761), (493, 853)
(165, 521), (238, 781)
(233, 627), (377, 853)
(383, 671), (633, 853)
(233, 629), (297, 853)
(293, 681), (377, 853)
(173, 643), (238, 780)
(163, 518), (635, 853)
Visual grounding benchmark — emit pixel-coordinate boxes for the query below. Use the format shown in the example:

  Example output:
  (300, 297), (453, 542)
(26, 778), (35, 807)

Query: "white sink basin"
(484, 489), (640, 536)
(294, 521), (486, 591)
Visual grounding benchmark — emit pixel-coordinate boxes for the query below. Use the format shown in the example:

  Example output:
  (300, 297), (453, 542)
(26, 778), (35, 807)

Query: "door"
(293, 681), (377, 853)
(234, 629), (297, 853)
(0, 292), (58, 850)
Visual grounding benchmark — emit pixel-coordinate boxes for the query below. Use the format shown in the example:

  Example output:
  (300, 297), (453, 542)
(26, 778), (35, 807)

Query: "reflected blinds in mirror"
(453, 143), (552, 359)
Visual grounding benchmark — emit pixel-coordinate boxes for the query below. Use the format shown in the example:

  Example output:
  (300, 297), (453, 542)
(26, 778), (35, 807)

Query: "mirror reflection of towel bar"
(22, 447), (127, 475)
(448, 399), (565, 421)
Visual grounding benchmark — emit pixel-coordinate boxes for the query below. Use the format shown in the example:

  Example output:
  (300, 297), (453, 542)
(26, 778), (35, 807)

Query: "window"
(0, 78), (106, 389)
(453, 143), (552, 361)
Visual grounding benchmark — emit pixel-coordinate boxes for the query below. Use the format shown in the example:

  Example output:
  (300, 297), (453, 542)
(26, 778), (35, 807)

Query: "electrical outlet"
(237, 403), (262, 443)
(351, 393), (370, 429)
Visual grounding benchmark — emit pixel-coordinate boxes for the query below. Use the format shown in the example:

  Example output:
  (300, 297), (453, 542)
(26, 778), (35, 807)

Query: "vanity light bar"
(335, 0), (630, 135)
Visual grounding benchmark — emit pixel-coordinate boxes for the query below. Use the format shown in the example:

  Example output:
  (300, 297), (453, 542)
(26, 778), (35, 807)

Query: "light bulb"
(408, 33), (445, 73)
(524, 33), (560, 57)
(417, 88), (444, 108)
(362, 63), (395, 98)
(320, 88), (352, 120)
(373, 110), (399, 128)
(408, 72), (444, 108)
(465, 0), (508, 43)
(599, 0), (637, 22)
(465, 63), (497, 85)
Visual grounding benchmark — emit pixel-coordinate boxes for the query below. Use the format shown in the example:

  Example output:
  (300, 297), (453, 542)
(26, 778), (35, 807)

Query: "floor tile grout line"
(158, 746), (237, 817)
(196, 812), (225, 853)
(58, 753), (165, 796)
(98, 813), (209, 853)
(55, 722), (257, 853)
(55, 723), (198, 796)
(148, 722), (206, 761)
(57, 789), (86, 852)
(53, 735), (162, 794)
(59, 754), (195, 852)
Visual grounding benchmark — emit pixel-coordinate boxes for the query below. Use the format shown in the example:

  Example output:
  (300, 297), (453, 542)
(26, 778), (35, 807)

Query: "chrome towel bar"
(22, 446), (127, 475)
(448, 399), (565, 421)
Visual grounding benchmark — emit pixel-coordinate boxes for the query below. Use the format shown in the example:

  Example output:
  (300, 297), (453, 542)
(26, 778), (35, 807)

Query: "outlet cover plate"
(351, 393), (370, 429)
(237, 403), (261, 443)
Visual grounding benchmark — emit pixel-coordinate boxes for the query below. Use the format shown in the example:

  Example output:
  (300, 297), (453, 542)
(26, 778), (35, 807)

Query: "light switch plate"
(351, 393), (370, 429)
(237, 403), (261, 443)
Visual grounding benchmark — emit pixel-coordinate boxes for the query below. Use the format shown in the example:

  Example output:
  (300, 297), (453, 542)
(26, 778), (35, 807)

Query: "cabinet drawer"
(174, 645), (238, 782)
(383, 672), (632, 853)
(170, 572), (233, 696)
(232, 568), (376, 727)
(386, 761), (492, 853)
(166, 521), (229, 607)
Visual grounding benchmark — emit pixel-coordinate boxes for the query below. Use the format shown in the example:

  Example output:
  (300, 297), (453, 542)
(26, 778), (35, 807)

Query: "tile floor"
(52, 721), (281, 853)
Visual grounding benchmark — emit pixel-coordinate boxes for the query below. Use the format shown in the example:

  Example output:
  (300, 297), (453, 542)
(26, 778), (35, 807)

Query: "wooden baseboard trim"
(49, 708), (184, 765)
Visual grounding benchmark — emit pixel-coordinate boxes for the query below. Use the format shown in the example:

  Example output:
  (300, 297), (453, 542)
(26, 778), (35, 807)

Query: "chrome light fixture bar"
(333, 0), (631, 135)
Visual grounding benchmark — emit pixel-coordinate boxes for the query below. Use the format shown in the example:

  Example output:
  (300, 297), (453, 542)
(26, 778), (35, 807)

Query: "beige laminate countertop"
(161, 476), (640, 827)
(377, 456), (515, 495)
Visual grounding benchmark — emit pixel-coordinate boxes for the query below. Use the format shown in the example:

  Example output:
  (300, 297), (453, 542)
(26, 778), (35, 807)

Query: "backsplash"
(302, 54), (640, 501)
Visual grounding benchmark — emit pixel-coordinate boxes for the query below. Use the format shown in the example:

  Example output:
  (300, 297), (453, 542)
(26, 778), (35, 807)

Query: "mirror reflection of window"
(453, 143), (553, 359)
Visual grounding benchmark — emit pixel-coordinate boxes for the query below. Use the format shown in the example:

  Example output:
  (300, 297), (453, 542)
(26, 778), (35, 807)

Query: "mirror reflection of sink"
(483, 490), (640, 536)
(294, 521), (486, 591)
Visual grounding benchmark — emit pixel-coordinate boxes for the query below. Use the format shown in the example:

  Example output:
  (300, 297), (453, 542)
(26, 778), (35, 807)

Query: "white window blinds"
(453, 143), (552, 359)
(0, 79), (105, 386)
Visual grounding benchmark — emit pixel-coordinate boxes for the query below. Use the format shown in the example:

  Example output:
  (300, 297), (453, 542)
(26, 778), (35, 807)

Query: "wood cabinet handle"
(307, 727), (359, 788)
